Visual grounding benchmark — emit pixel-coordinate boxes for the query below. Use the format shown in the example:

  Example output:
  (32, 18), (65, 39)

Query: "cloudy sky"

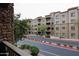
(14, 0), (79, 19)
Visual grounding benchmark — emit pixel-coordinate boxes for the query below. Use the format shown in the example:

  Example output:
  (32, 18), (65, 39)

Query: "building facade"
(52, 7), (79, 39)
(30, 16), (46, 34)
(29, 6), (79, 39)
(0, 3), (14, 43)
(45, 14), (54, 35)
(68, 7), (79, 39)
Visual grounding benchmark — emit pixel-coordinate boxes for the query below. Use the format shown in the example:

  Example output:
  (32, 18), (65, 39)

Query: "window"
(38, 19), (41, 22)
(62, 21), (65, 23)
(35, 28), (37, 30)
(56, 27), (59, 30)
(71, 33), (75, 38)
(38, 23), (40, 25)
(62, 15), (65, 18)
(46, 17), (51, 20)
(52, 28), (54, 30)
(62, 27), (65, 29)
(71, 12), (75, 17)
(46, 23), (50, 25)
(56, 21), (59, 24)
(56, 15), (59, 19)
(47, 27), (50, 30)
(71, 19), (75, 23)
(71, 26), (75, 30)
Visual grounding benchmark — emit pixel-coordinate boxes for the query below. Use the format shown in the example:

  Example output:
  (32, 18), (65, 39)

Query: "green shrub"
(20, 45), (26, 49)
(19, 44), (39, 56)
(44, 34), (50, 38)
(14, 44), (17, 47)
(25, 45), (31, 49)
(30, 46), (39, 56)
(20, 44), (32, 50)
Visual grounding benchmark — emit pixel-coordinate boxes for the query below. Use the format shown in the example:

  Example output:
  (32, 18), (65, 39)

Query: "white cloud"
(14, 0), (79, 19)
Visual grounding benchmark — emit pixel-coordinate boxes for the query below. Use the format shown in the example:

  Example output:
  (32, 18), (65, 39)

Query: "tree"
(14, 14), (30, 41)
(37, 24), (47, 36)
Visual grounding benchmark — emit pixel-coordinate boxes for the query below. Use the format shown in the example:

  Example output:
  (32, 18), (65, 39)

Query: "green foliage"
(20, 44), (31, 49)
(25, 45), (31, 49)
(37, 24), (47, 36)
(43, 33), (50, 38)
(30, 46), (39, 56)
(14, 14), (30, 40)
(20, 44), (39, 56)
(20, 44), (26, 49)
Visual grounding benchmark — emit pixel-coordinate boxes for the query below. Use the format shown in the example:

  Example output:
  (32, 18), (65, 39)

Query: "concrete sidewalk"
(50, 36), (79, 42)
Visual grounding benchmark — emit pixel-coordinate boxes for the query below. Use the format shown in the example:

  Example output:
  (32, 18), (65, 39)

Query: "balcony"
(46, 22), (50, 25)
(38, 19), (41, 22)
(0, 41), (30, 56)
(46, 25), (51, 27)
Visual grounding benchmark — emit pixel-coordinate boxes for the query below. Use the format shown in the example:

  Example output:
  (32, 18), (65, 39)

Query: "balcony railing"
(0, 41), (30, 56)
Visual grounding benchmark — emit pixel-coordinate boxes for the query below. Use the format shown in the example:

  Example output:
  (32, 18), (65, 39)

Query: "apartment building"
(30, 15), (54, 36)
(60, 11), (69, 38)
(68, 7), (79, 39)
(45, 14), (54, 35)
(53, 7), (79, 39)
(29, 6), (79, 39)
(30, 18), (38, 34)
(36, 16), (46, 34)
(52, 11), (61, 37)
(30, 16), (45, 34)
(52, 11), (69, 38)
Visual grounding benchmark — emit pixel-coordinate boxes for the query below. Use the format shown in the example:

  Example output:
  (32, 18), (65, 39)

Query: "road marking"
(40, 50), (60, 56)
(42, 42), (79, 52)
(25, 39), (79, 52)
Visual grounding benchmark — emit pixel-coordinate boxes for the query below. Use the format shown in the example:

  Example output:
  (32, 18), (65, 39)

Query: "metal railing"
(0, 41), (31, 56)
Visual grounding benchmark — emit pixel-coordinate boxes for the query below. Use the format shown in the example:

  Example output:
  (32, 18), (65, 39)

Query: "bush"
(25, 45), (31, 50)
(30, 46), (39, 56)
(14, 44), (17, 47)
(44, 34), (50, 38)
(19, 44), (39, 56)
(20, 45), (26, 49)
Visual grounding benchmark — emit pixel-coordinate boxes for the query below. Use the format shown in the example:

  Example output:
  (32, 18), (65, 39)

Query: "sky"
(14, 0), (79, 19)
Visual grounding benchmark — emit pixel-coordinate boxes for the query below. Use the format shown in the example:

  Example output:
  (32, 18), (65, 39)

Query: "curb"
(26, 37), (79, 51)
